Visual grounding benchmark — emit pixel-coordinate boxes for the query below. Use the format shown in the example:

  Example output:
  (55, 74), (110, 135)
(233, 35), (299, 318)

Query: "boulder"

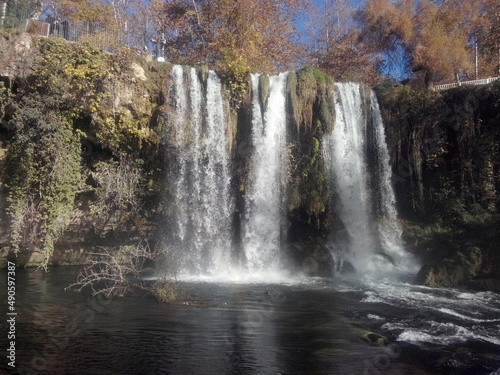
(414, 246), (482, 288)
(285, 240), (335, 277)
(0, 32), (39, 78)
(359, 331), (388, 346)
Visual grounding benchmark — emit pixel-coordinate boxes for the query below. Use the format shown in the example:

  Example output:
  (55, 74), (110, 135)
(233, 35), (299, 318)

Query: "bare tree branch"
(67, 242), (178, 302)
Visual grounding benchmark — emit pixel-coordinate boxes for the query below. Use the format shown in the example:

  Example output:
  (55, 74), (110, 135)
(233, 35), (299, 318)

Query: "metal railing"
(1, 6), (147, 53)
(46, 19), (129, 53)
(434, 77), (500, 91)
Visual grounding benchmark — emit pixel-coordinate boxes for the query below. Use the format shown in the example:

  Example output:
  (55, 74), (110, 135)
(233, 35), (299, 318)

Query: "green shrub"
(5, 93), (81, 268)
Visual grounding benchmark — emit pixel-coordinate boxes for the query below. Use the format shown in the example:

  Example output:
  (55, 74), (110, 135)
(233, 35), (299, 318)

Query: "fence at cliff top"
(0, 11), (149, 55)
(434, 77), (500, 91)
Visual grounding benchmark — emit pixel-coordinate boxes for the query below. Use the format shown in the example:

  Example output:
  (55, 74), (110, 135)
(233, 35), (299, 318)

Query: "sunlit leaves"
(152, 0), (304, 100)
(53, 0), (118, 32)
(358, 0), (493, 84)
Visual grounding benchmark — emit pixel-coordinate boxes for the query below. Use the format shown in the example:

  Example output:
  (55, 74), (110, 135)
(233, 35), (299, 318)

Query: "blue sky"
(295, 0), (365, 44)
(296, 0), (410, 80)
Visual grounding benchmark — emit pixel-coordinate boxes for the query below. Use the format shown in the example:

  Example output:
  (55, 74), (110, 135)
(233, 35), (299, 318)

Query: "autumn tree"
(151, 0), (306, 93)
(307, 0), (379, 83)
(45, 0), (157, 50)
(0, 0), (42, 27)
(358, 0), (485, 86)
(49, 0), (118, 31)
(125, 0), (156, 50)
(98, 0), (155, 49)
(475, 0), (500, 76)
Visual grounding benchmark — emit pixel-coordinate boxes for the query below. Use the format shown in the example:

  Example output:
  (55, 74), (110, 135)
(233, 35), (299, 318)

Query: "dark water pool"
(1, 268), (500, 375)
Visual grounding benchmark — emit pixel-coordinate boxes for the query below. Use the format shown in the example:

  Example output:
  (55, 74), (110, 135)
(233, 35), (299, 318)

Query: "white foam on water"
(387, 321), (488, 346)
(361, 278), (500, 318)
(171, 269), (311, 285)
(367, 314), (384, 320)
(361, 292), (386, 303)
(438, 307), (500, 323)
(397, 330), (442, 344)
(359, 278), (500, 348)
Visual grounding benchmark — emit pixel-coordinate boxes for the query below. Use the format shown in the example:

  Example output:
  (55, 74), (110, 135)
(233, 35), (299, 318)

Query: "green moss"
(284, 69), (336, 234)
(230, 108), (238, 148)
(286, 70), (297, 92)
(297, 66), (333, 87)
(287, 123), (328, 230)
(308, 137), (320, 168)
(153, 282), (178, 302)
(319, 98), (335, 133)
(5, 93), (82, 269)
(287, 186), (301, 211)
(292, 69), (318, 130)
(306, 189), (325, 216)
(308, 67), (334, 87)
(288, 67), (335, 132)
(296, 67), (319, 92)
(359, 331), (388, 346)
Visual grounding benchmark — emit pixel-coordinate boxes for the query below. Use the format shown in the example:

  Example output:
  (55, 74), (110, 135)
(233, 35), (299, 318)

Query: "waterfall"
(165, 65), (234, 276)
(323, 83), (411, 274)
(370, 94), (408, 264)
(163, 67), (410, 279)
(323, 83), (376, 265)
(243, 73), (288, 272)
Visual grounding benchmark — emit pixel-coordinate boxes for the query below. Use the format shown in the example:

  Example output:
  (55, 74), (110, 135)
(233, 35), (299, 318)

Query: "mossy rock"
(284, 240), (334, 277)
(298, 66), (334, 87)
(195, 65), (209, 83)
(359, 331), (388, 346)
(318, 97), (335, 133)
(258, 74), (270, 109)
(287, 67), (335, 132)
(414, 246), (482, 288)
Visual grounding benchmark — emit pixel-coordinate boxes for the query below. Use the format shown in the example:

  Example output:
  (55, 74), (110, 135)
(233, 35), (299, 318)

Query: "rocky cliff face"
(1, 33), (499, 291)
(0, 33), (334, 271)
(0, 32), (166, 267)
(376, 82), (500, 291)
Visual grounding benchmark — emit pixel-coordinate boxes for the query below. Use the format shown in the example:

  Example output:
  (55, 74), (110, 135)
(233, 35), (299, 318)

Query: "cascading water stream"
(370, 94), (410, 266)
(164, 69), (411, 279)
(323, 82), (413, 274)
(243, 73), (288, 273)
(166, 65), (234, 276)
(323, 83), (376, 261)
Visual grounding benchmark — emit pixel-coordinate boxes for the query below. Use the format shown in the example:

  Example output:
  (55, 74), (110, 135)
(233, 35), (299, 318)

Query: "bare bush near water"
(67, 242), (178, 302)
(90, 157), (142, 214)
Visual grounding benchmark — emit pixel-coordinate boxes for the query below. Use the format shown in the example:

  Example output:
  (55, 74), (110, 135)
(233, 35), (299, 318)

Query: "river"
(2, 267), (500, 375)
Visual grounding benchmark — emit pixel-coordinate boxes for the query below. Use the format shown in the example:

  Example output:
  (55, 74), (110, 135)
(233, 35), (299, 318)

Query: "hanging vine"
(5, 94), (82, 268)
